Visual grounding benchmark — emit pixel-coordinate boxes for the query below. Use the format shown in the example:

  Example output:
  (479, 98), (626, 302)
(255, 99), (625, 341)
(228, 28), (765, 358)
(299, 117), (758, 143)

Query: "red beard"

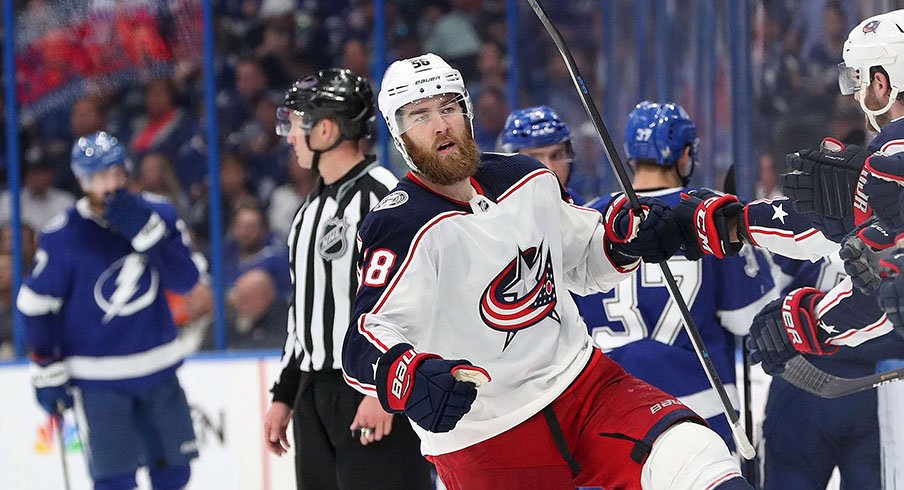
(404, 129), (480, 186)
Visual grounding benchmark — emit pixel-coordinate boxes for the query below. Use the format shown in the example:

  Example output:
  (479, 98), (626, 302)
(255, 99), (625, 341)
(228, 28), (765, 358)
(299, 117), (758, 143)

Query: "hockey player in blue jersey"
(17, 131), (201, 490)
(573, 100), (775, 450)
(498, 105), (585, 204)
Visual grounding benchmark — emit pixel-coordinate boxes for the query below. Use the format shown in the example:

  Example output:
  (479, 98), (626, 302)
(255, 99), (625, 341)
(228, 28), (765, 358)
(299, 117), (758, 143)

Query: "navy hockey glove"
(30, 359), (73, 416)
(674, 188), (743, 260)
(604, 194), (683, 265)
(746, 288), (836, 375)
(375, 344), (488, 433)
(104, 189), (167, 252)
(781, 138), (867, 218)
(878, 251), (904, 336)
(839, 218), (896, 294)
(863, 152), (904, 230)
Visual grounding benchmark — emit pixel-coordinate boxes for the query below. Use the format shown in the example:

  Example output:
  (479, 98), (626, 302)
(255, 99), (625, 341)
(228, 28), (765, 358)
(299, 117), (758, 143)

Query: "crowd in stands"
(0, 0), (886, 356)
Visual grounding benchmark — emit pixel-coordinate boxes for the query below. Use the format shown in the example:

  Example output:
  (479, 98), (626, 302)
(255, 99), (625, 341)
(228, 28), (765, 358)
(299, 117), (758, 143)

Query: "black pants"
(292, 370), (433, 490)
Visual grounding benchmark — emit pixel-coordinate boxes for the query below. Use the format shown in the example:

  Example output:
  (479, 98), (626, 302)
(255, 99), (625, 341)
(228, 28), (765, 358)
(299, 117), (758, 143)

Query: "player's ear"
(872, 70), (891, 93)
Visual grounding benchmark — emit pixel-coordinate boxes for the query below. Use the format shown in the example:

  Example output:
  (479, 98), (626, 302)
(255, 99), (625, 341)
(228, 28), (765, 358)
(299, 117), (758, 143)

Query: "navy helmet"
(624, 100), (697, 167)
(499, 105), (572, 154)
(71, 131), (128, 179)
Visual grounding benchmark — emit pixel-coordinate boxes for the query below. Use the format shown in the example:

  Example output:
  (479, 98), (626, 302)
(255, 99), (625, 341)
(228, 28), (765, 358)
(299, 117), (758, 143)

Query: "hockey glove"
(104, 189), (167, 252)
(862, 152), (904, 230)
(781, 138), (867, 217)
(878, 251), (904, 336)
(604, 194), (683, 265)
(839, 218), (896, 294)
(375, 344), (488, 433)
(30, 359), (73, 416)
(746, 287), (836, 375)
(674, 188), (743, 260)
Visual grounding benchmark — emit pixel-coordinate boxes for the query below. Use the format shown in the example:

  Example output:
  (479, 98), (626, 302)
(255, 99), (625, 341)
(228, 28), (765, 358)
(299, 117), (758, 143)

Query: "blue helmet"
(624, 101), (697, 167)
(499, 105), (572, 153)
(70, 131), (127, 179)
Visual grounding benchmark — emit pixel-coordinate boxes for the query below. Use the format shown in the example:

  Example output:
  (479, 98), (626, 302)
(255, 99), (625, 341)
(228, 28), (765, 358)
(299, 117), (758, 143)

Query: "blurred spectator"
(71, 96), (108, 139)
(129, 78), (198, 165)
(202, 268), (288, 350)
(186, 152), (254, 243)
(222, 202), (291, 299)
(473, 86), (509, 151)
(801, 2), (849, 118)
(171, 280), (216, 353)
(0, 157), (75, 231)
(230, 94), (290, 205)
(470, 39), (507, 100)
(422, 0), (482, 80)
(0, 253), (13, 359)
(136, 153), (190, 217)
(341, 37), (371, 77)
(269, 152), (316, 244)
(755, 151), (781, 199)
(219, 56), (274, 135)
(1, 222), (38, 272)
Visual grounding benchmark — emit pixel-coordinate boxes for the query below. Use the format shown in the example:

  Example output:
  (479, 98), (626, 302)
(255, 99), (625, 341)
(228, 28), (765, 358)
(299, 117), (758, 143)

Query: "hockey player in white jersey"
(341, 52), (753, 490)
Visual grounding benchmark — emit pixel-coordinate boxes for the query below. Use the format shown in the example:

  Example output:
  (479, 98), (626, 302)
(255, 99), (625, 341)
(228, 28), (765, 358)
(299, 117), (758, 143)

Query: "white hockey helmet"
(378, 53), (474, 172)
(839, 9), (904, 131)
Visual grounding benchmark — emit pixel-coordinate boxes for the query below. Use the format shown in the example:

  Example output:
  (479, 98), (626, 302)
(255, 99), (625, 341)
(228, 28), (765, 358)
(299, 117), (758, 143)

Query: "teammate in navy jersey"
(341, 52), (753, 490)
(574, 101), (775, 450)
(17, 131), (200, 490)
(498, 105), (585, 204)
(761, 253), (904, 489)
(674, 9), (904, 371)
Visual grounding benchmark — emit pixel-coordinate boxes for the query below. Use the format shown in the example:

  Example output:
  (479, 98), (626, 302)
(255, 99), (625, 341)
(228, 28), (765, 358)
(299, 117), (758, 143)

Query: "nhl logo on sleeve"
(318, 217), (350, 260)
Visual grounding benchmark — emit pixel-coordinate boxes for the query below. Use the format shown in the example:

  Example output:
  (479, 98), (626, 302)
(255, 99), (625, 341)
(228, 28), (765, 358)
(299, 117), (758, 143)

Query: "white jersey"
(341, 153), (634, 455)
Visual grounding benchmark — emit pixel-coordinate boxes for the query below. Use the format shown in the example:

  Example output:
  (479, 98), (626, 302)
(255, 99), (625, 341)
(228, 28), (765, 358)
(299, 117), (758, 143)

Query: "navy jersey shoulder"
(869, 117), (904, 152)
(360, 152), (552, 247)
(359, 177), (463, 253)
(472, 152), (550, 200)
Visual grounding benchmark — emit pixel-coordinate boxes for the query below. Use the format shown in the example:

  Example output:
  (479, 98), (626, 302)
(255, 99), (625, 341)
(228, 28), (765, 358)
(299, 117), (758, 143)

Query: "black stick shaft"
(525, 0), (754, 459)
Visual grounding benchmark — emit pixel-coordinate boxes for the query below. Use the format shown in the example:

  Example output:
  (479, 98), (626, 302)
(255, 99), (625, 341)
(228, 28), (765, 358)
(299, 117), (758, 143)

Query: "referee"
(263, 68), (432, 490)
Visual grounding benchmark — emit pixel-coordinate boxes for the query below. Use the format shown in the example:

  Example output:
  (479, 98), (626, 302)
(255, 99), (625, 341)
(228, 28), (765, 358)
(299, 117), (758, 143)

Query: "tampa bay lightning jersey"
(17, 196), (200, 390)
(575, 188), (776, 447)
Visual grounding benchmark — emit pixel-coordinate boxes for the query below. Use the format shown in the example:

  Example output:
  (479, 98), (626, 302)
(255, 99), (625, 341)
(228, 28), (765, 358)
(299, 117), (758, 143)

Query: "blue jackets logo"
(93, 253), (159, 323)
(480, 240), (559, 349)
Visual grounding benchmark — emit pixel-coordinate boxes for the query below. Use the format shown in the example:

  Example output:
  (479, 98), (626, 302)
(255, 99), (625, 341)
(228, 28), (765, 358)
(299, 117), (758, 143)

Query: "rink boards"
(0, 351), (296, 490)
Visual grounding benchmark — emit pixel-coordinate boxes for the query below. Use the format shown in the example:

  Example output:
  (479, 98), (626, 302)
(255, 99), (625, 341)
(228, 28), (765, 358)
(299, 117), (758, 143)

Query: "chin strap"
(305, 134), (347, 175)
(859, 85), (900, 133)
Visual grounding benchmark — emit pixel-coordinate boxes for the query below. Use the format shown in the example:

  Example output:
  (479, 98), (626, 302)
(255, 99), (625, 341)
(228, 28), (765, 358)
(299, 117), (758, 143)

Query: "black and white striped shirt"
(272, 156), (397, 401)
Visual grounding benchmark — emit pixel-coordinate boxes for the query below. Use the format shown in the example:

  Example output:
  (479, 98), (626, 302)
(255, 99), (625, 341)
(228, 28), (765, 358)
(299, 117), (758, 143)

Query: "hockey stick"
(781, 354), (904, 398)
(740, 337), (758, 486)
(55, 402), (71, 490)
(525, 0), (756, 459)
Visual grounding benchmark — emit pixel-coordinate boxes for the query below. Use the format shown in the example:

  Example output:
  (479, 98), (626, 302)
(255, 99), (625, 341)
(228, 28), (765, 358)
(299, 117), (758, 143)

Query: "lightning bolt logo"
(104, 254), (145, 323)
(94, 253), (159, 322)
